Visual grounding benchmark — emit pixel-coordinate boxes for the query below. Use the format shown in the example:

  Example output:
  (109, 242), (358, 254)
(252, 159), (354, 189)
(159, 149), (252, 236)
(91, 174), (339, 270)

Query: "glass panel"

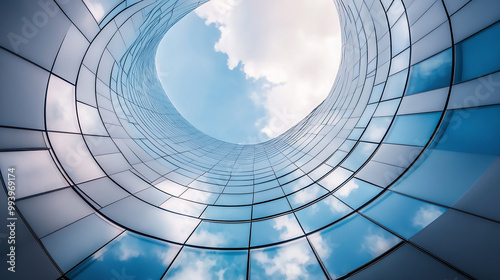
(187, 221), (250, 248)
(254, 187), (284, 203)
(0, 127), (46, 150)
(180, 188), (219, 204)
(437, 105), (500, 155)
(252, 198), (291, 219)
(360, 117), (392, 143)
(341, 142), (377, 171)
(334, 179), (382, 209)
(66, 231), (179, 279)
(160, 197), (206, 217)
(362, 192), (447, 239)
(77, 102), (108, 136)
(369, 83), (385, 104)
(455, 21), (500, 83)
(46, 75), (80, 132)
(78, 177), (129, 207)
(390, 149), (496, 206)
(216, 193), (253, 205)
(384, 112), (441, 146)
(49, 132), (106, 184)
(251, 214), (303, 247)
(406, 48), (452, 95)
(288, 183), (328, 209)
(381, 69), (408, 100)
(309, 214), (401, 278)
(391, 16), (410, 55)
(43, 214), (122, 272)
(0, 150), (67, 198)
(295, 195), (352, 233)
(373, 99), (400, 117)
(250, 238), (326, 280)
(82, 0), (122, 22)
(349, 244), (468, 280)
(135, 187), (171, 206)
(0, 49), (49, 129)
(17, 188), (94, 237)
(164, 247), (247, 280)
(318, 167), (352, 191)
(281, 175), (314, 195)
(101, 196), (200, 242)
(202, 205), (252, 221)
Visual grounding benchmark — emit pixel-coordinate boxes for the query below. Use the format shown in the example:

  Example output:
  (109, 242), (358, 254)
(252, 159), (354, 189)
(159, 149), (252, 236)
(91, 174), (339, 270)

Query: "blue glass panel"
(390, 149), (496, 206)
(295, 195), (352, 233)
(251, 214), (304, 246)
(187, 221), (250, 248)
(369, 83), (385, 104)
(384, 112), (441, 146)
(250, 238), (327, 280)
(202, 205), (252, 221)
(253, 198), (291, 219)
(281, 175), (314, 195)
(406, 48), (452, 95)
(288, 183), (328, 209)
(361, 192), (447, 239)
(216, 193), (253, 205)
(309, 214), (401, 278)
(374, 99), (400, 117)
(348, 128), (364, 140)
(67, 232), (180, 280)
(360, 117), (392, 143)
(254, 187), (284, 203)
(164, 247), (247, 279)
(357, 104), (377, 127)
(334, 179), (382, 209)
(455, 21), (500, 83)
(437, 105), (500, 155)
(318, 167), (353, 191)
(325, 150), (348, 167)
(382, 69), (408, 100)
(341, 142), (377, 171)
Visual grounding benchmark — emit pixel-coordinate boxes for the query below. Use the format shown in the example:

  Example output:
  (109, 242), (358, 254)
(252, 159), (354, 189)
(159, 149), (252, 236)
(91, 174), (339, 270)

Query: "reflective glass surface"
(2, 0), (499, 278)
(67, 232), (179, 280)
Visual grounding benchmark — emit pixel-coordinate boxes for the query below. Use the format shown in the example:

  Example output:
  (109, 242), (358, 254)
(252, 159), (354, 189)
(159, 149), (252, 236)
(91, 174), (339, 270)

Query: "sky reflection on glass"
(309, 214), (401, 278)
(67, 232), (180, 280)
(164, 247), (247, 280)
(250, 238), (326, 280)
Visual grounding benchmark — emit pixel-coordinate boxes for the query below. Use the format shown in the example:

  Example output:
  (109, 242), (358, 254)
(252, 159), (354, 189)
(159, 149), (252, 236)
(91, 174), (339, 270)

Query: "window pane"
(406, 48), (452, 95)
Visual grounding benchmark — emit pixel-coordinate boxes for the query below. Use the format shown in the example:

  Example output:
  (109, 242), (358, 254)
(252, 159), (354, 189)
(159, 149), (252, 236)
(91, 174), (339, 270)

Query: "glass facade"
(1, 0), (500, 279)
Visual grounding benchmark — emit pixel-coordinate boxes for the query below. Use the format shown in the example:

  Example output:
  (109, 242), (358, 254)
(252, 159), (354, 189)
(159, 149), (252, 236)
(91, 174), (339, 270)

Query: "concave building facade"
(1, 0), (500, 279)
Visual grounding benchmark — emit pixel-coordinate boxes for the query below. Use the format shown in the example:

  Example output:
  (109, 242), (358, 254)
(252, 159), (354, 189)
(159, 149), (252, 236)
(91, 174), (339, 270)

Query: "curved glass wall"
(1, 0), (500, 279)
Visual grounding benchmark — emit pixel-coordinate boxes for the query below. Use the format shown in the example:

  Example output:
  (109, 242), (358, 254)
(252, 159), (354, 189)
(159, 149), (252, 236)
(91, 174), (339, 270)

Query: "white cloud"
(253, 240), (315, 279)
(308, 234), (332, 260)
(273, 215), (303, 240)
(412, 205), (444, 228)
(335, 180), (359, 198)
(188, 229), (226, 247)
(324, 196), (351, 214)
(196, 0), (341, 139)
(363, 233), (399, 257)
(117, 242), (140, 261)
(169, 252), (217, 280)
(292, 185), (321, 205)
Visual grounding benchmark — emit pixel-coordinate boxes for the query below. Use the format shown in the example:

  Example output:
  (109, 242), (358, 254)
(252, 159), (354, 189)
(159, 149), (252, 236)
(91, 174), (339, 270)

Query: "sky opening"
(156, 0), (341, 144)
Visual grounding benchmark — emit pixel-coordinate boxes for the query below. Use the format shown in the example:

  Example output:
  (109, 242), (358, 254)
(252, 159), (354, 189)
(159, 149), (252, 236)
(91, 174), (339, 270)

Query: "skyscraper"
(1, 0), (500, 279)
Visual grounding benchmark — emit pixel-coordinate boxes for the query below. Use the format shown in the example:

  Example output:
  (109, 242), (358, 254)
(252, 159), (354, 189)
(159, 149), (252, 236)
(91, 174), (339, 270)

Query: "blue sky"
(156, 12), (269, 144)
(156, 0), (341, 144)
